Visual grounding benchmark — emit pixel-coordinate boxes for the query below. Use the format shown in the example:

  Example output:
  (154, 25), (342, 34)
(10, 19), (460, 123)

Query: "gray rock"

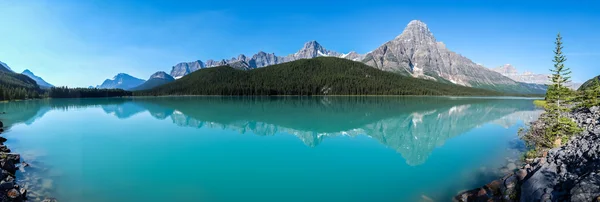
(570, 172), (600, 202)
(169, 60), (207, 79)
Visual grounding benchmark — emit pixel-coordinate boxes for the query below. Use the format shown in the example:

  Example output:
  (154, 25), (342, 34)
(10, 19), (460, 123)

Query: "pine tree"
(543, 33), (580, 146)
(546, 33), (573, 111)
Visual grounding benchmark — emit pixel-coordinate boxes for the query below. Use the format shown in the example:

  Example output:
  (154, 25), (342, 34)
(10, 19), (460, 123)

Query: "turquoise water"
(0, 97), (541, 202)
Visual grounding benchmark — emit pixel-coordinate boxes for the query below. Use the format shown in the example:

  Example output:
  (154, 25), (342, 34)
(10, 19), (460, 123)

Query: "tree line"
(135, 57), (506, 97)
(47, 87), (132, 98)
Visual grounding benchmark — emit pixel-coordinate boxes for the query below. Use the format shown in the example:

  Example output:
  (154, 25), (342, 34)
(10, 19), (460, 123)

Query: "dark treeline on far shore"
(47, 87), (132, 98)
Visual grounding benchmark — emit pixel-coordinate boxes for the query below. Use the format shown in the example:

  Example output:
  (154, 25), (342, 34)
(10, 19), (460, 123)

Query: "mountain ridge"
(21, 69), (54, 88)
(169, 40), (361, 79)
(491, 64), (581, 90)
(163, 20), (545, 95)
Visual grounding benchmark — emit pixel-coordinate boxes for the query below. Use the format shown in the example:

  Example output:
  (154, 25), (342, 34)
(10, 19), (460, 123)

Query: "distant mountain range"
(1, 20), (565, 94)
(96, 73), (146, 90)
(491, 64), (581, 90)
(168, 40), (363, 79)
(161, 20), (546, 94)
(21, 69), (54, 88)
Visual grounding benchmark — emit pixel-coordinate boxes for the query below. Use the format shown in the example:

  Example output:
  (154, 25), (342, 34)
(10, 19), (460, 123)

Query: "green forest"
(135, 57), (506, 96)
(47, 87), (132, 98)
(0, 70), (42, 100)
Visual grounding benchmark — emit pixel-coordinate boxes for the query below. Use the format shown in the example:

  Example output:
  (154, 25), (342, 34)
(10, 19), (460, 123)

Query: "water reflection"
(0, 96), (542, 165)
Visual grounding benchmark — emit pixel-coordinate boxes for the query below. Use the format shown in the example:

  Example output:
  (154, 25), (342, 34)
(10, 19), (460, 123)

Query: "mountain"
(492, 64), (550, 84)
(342, 51), (365, 61)
(578, 75), (600, 91)
(361, 20), (545, 94)
(0, 60), (42, 100)
(131, 71), (175, 91)
(139, 57), (505, 96)
(96, 73), (145, 90)
(491, 64), (581, 89)
(21, 69), (54, 88)
(0, 61), (13, 72)
(169, 41), (357, 78)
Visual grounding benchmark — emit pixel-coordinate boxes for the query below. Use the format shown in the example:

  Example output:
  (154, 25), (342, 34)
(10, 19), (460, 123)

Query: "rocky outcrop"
(455, 106), (600, 202)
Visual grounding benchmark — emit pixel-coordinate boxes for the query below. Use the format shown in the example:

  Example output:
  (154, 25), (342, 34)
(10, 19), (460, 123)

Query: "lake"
(0, 96), (542, 202)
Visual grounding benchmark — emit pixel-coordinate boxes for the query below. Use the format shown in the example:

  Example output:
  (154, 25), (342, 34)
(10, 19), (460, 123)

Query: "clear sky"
(0, 0), (598, 87)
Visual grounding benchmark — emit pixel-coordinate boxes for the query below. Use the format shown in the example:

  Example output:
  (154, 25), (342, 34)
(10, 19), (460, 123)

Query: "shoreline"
(0, 120), (56, 202)
(454, 106), (600, 202)
(0, 120), (28, 201)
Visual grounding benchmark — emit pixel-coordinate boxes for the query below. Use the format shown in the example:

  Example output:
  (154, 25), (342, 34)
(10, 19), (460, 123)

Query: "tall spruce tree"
(543, 33), (580, 146)
(546, 33), (572, 112)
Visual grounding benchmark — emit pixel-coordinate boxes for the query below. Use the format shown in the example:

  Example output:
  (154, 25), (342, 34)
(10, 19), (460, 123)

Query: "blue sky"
(0, 0), (598, 87)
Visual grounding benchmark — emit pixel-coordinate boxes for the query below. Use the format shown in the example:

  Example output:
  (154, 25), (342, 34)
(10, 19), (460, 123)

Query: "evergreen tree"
(543, 33), (580, 146)
(546, 33), (573, 112)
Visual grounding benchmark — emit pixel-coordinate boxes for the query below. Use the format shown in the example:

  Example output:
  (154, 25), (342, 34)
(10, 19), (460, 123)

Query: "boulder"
(570, 172), (600, 202)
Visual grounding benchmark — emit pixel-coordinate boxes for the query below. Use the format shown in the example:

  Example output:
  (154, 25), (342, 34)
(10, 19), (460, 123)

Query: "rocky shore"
(455, 106), (600, 202)
(0, 120), (57, 202)
(0, 120), (28, 202)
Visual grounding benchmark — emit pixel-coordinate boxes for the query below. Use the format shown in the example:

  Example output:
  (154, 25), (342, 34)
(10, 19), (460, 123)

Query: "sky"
(0, 0), (599, 87)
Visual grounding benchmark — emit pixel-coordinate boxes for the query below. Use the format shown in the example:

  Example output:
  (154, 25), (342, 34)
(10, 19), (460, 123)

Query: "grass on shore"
(533, 100), (547, 108)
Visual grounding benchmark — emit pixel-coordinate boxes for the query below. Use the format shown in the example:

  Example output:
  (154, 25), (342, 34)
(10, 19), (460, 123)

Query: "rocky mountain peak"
(492, 64), (518, 76)
(293, 40), (341, 59)
(237, 54), (247, 61)
(98, 73), (145, 90)
(113, 73), (133, 79)
(397, 20), (435, 43)
(22, 69), (33, 74)
(150, 71), (174, 80)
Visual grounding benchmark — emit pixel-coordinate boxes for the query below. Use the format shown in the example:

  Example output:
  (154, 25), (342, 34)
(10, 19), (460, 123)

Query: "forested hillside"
(578, 75), (600, 91)
(0, 70), (42, 100)
(136, 57), (506, 96)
